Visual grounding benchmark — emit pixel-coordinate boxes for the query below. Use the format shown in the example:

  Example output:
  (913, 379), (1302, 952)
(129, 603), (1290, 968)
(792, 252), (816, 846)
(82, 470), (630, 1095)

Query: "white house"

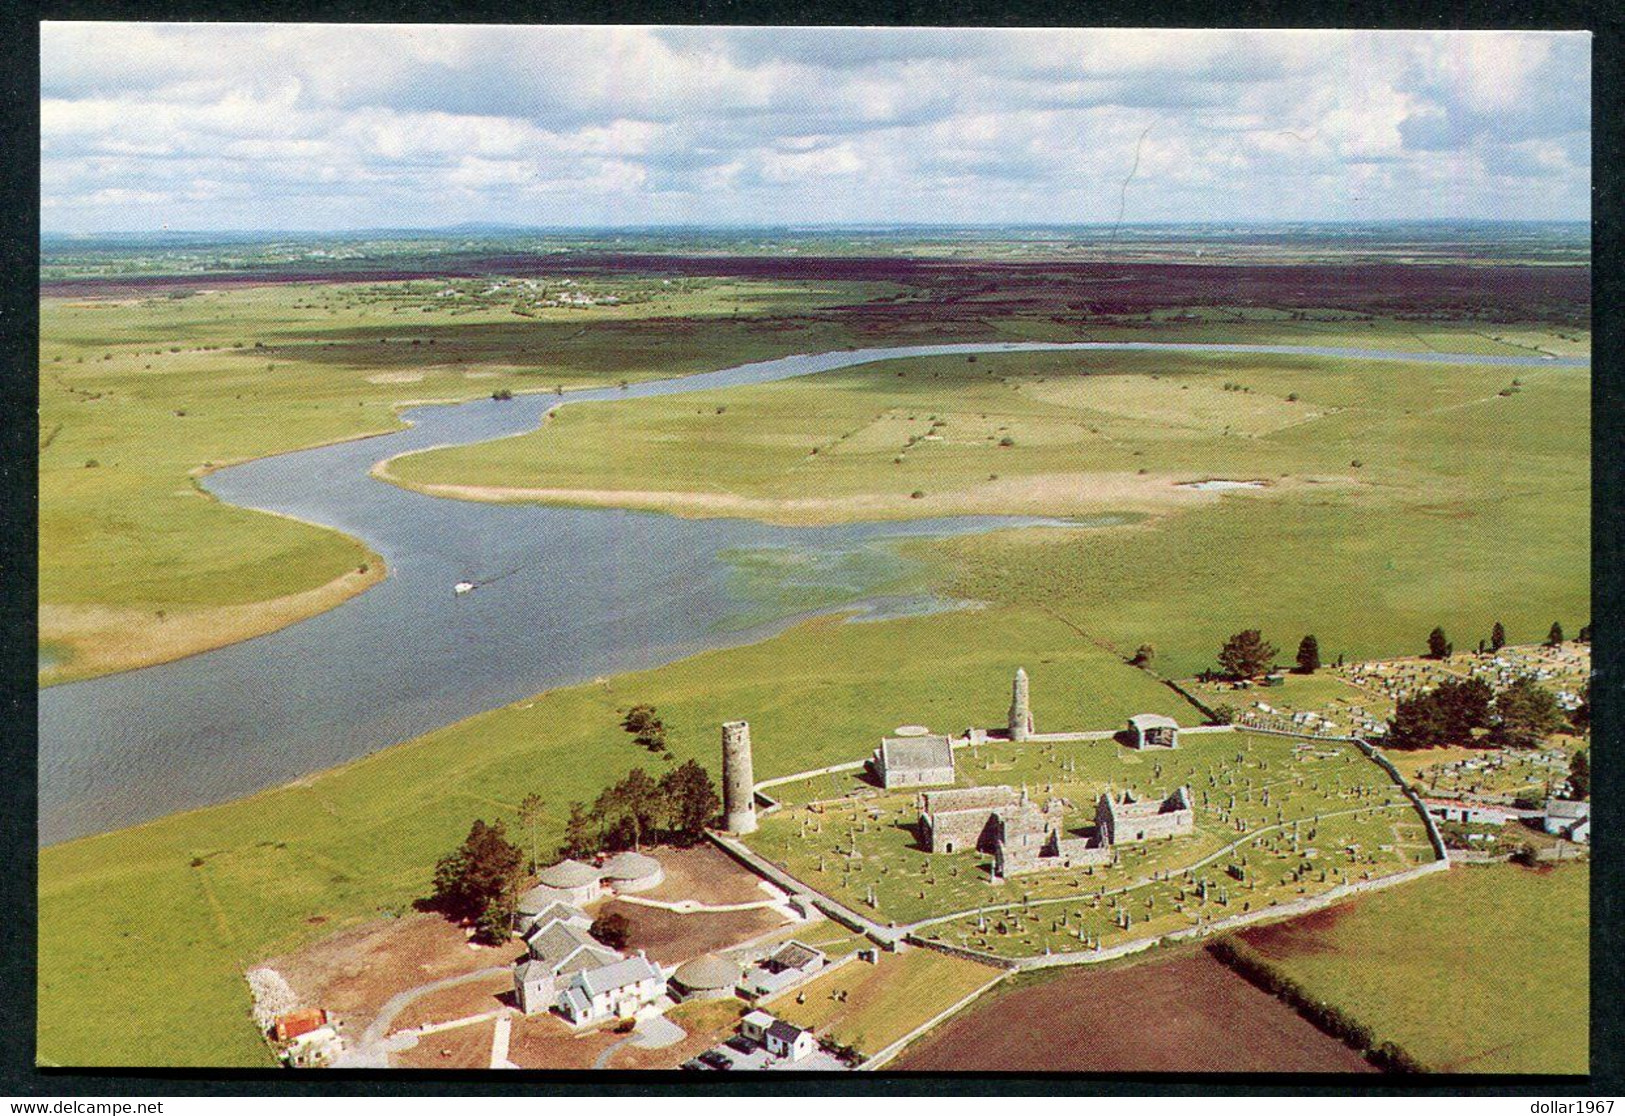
(1543, 798), (1591, 841)
(557, 952), (666, 1026)
(513, 918), (621, 1015)
(764, 1018), (817, 1062)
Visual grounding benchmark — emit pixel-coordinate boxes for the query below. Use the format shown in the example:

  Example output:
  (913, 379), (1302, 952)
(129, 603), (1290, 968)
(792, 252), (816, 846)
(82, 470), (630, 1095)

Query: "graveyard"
(742, 729), (1433, 957)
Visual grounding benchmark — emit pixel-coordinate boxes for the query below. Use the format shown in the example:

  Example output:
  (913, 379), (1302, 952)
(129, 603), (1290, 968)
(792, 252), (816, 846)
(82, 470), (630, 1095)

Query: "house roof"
(742, 1009), (776, 1029)
(880, 734), (954, 772)
(575, 952), (663, 997)
(516, 890), (591, 920)
(768, 941), (823, 971)
(561, 987), (590, 1018)
(1546, 798), (1590, 820)
(601, 851), (662, 881)
(672, 953), (742, 991)
(526, 920), (603, 965)
(767, 1019), (808, 1043)
(537, 858), (603, 889)
(1129, 713), (1180, 731)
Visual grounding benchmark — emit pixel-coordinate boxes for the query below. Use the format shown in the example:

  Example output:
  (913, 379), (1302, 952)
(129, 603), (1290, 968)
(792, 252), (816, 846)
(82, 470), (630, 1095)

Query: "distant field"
(36, 604), (1183, 1066)
(773, 947), (1002, 1058)
(1231, 862), (1589, 1074)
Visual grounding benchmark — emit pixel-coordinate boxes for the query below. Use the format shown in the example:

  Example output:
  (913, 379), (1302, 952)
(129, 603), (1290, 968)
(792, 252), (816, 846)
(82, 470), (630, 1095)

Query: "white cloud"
(39, 24), (1591, 230)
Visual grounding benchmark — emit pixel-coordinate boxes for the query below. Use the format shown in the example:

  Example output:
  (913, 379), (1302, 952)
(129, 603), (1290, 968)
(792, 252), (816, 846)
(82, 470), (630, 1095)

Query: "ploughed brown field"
(893, 950), (1377, 1074)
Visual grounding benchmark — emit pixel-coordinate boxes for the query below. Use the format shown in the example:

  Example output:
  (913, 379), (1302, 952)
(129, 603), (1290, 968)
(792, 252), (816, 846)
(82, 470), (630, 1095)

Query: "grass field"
(1231, 862), (1589, 1074)
(772, 947), (1003, 1058)
(36, 604), (1183, 1066)
(747, 731), (1431, 953)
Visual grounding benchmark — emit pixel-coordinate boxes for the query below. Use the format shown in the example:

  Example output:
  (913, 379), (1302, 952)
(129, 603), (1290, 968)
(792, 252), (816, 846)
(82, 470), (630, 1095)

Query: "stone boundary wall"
(1161, 677), (1223, 722)
(705, 831), (901, 945)
(858, 968), (1013, 1071)
(908, 858), (1450, 972)
(755, 759), (868, 792)
(754, 951), (864, 1008)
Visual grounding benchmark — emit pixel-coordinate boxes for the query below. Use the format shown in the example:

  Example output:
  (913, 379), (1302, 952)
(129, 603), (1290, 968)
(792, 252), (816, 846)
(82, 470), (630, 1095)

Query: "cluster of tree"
(561, 760), (721, 857)
(1216, 630), (1277, 681)
(1426, 627), (1453, 660)
(621, 704), (670, 756)
(1385, 675), (1565, 751)
(431, 819), (525, 944)
(1568, 750), (1590, 801)
(1211, 630), (1323, 680)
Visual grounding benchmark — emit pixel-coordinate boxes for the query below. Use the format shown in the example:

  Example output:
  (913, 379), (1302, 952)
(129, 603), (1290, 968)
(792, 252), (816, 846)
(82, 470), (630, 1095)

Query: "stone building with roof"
(870, 731), (956, 789)
(1127, 713), (1180, 749)
(601, 850), (665, 893)
(740, 939), (828, 999)
(669, 953), (743, 1002)
(513, 919), (621, 1015)
(530, 857), (605, 906)
(557, 952), (666, 1026)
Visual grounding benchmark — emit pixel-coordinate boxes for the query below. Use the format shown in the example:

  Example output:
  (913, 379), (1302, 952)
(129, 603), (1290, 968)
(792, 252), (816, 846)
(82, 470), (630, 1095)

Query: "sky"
(40, 24), (1592, 232)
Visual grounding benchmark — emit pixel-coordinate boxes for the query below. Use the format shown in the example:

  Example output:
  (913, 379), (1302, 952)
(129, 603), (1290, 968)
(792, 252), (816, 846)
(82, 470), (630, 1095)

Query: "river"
(37, 341), (1587, 844)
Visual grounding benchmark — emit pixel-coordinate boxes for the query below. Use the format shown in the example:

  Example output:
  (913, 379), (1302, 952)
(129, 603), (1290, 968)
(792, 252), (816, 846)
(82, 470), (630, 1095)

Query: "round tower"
(1008, 667), (1033, 742)
(721, 720), (757, 835)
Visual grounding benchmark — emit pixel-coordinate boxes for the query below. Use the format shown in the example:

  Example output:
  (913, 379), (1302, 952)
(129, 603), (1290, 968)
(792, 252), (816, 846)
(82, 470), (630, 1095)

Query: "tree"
(560, 801), (598, 859)
(1385, 693), (1451, 750)
(1426, 627), (1451, 660)
(658, 760), (721, 843)
(1568, 750), (1590, 800)
(1385, 678), (1492, 750)
(432, 819), (524, 924)
(1577, 622), (1591, 643)
(1490, 622), (1507, 652)
(1217, 630), (1278, 681)
(590, 911), (631, 951)
(1129, 644), (1156, 668)
(517, 792), (545, 872)
(595, 768), (662, 850)
(1493, 677), (1564, 748)
(474, 898), (512, 945)
(1294, 635), (1321, 675)
(1569, 681), (1590, 734)
(1547, 621), (1565, 647)
(1434, 678), (1494, 744)
(620, 704), (669, 755)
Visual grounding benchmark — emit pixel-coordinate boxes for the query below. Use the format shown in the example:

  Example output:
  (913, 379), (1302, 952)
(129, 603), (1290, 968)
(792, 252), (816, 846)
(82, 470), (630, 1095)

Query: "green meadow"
(37, 605), (1182, 1066)
(1229, 862), (1589, 1074)
(389, 345), (1589, 678)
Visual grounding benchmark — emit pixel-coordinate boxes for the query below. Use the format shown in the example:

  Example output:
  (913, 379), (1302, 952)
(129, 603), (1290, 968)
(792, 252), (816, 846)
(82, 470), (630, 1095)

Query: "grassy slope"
(37, 605), (1182, 1066)
(1236, 862), (1589, 1074)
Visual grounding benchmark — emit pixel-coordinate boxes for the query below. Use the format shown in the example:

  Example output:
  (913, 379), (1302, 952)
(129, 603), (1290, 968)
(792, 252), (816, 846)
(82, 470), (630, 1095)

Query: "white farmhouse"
(557, 952), (666, 1026)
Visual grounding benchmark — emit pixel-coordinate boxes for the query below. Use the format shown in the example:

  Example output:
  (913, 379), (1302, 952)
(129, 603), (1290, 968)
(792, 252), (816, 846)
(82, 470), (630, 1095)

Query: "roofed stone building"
(870, 731), (955, 789)
(1127, 713), (1180, 749)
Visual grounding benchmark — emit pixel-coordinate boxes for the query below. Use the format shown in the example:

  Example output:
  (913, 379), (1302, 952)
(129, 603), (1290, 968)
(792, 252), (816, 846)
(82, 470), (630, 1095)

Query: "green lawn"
(37, 604), (1185, 1066)
(774, 948), (1002, 1057)
(1232, 862), (1589, 1074)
